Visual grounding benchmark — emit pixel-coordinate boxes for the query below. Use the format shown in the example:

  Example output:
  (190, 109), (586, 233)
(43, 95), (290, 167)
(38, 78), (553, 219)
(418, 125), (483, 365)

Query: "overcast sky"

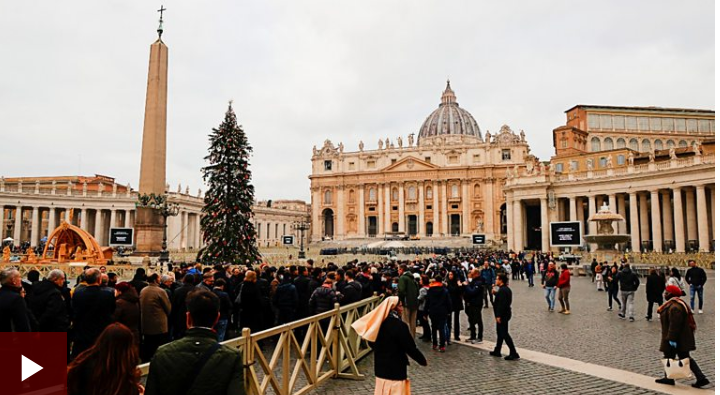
(0, 1), (714, 201)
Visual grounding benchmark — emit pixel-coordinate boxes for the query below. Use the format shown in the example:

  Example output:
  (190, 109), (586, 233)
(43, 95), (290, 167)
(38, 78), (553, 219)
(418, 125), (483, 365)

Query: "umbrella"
(40, 236), (48, 243)
(2, 237), (13, 242)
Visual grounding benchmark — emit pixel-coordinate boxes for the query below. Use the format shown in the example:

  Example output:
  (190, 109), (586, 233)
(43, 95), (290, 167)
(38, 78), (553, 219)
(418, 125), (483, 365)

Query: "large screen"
(550, 221), (582, 246)
(109, 228), (134, 246)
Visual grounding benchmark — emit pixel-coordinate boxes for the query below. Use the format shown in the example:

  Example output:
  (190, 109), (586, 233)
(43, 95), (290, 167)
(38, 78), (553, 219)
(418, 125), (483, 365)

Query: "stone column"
(311, 188), (322, 241)
(462, 181), (471, 235)
(14, 207), (22, 244)
(506, 194), (514, 249)
(398, 183), (405, 234)
(577, 197), (585, 236)
(384, 184), (391, 234)
(64, 208), (71, 223)
(358, 186), (365, 237)
(696, 185), (709, 252)
(639, 193), (650, 246)
(418, 182), (425, 237)
(672, 188), (685, 253)
(47, 207), (56, 237)
(441, 181), (448, 236)
(650, 190), (662, 252)
(124, 210), (132, 228)
(629, 192), (640, 252)
(30, 206), (39, 247)
(0, 205), (4, 239)
(569, 196), (577, 221)
(109, 209), (117, 230)
(484, 180), (495, 240)
(617, 194), (627, 235)
(540, 197), (550, 252)
(377, 184), (384, 236)
(196, 214), (202, 248)
(608, 193), (617, 233)
(80, 208), (88, 231)
(182, 211), (189, 249)
(587, 195), (597, 235)
(336, 187), (345, 239)
(94, 209), (103, 243)
(432, 182), (440, 237)
(685, 188), (698, 242)
(661, 190), (673, 247)
(513, 199), (522, 251)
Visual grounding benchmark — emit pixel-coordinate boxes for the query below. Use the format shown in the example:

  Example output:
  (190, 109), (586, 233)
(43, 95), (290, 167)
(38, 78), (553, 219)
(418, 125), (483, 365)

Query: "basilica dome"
(418, 81), (482, 141)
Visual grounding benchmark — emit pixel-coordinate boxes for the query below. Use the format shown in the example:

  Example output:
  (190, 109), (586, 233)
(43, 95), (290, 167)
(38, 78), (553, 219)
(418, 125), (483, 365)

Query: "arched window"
(679, 140), (688, 148)
(451, 185), (459, 198)
(641, 139), (651, 152)
(654, 139), (663, 150)
(368, 188), (376, 202)
(603, 137), (614, 151)
(474, 184), (481, 197)
(392, 187), (399, 201)
(324, 190), (332, 204)
(629, 138), (639, 151)
(408, 186), (417, 200)
(348, 189), (355, 203)
(426, 186), (432, 199)
(616, 138), (626, 149)
(666, 140), (675, 149)
(590, 137), (601, 152)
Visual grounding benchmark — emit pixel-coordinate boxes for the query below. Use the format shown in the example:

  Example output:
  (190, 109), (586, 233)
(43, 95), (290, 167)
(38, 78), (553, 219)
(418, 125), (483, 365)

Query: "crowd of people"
(0, 249), (712, 392)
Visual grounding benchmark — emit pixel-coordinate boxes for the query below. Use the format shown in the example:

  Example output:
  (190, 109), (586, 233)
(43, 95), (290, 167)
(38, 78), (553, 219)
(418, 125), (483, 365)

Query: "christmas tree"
(197, 102), (259, 265)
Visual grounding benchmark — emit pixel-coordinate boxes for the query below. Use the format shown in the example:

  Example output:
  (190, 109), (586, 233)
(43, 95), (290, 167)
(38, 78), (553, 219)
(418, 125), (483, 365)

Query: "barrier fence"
(138, 295), (383, 395)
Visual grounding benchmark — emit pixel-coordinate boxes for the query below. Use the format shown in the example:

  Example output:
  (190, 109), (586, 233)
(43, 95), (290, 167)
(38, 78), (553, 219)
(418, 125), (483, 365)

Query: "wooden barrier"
(138, 295), (383, 395)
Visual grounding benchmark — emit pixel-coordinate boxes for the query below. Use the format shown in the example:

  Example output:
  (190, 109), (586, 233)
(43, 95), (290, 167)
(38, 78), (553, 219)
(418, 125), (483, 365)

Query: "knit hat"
(115, 281), (132, 293)
(665, 285), (683, 297)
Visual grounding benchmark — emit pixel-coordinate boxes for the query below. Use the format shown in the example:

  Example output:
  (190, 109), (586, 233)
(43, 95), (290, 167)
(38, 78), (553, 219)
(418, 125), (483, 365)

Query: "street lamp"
(136, 193), (180, 264)
(292, 220), (310, 259)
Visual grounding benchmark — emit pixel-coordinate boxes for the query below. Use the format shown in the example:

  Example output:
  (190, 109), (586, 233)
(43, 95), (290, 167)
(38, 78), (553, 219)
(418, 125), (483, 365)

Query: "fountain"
(583, 203), (630, 261)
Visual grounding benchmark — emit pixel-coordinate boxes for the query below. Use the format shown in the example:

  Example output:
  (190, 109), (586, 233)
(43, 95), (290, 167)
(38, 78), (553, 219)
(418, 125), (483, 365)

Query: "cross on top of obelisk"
(157, 5), (167, 39)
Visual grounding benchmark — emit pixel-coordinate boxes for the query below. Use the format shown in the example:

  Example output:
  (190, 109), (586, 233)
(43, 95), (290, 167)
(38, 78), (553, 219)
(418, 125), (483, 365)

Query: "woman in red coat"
(556, 264), (571, 315)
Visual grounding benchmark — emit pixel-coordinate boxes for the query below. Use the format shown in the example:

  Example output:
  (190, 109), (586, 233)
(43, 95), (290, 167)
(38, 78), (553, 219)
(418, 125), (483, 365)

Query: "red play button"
(0, 332), (66, 395)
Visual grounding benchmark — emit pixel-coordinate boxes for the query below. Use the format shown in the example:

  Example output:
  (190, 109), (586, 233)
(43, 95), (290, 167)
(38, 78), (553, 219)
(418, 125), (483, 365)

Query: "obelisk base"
(133, 207), (164, 256)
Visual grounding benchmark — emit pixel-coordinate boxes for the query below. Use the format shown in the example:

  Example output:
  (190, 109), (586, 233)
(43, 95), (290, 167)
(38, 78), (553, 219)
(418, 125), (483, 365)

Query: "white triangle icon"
(21, 355), (43, 381)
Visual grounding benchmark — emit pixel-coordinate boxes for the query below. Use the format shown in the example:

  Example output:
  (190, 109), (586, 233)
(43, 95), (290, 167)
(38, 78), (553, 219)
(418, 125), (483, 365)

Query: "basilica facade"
(309, 82), (531, 244)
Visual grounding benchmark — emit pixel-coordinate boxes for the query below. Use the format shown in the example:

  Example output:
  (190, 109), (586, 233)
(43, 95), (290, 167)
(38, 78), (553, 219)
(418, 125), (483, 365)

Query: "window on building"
(348, 162), (355, 171)
(324, 190), (332, 204)
(629, 138), (639, 151)
(616, 138), (626, 149)
(501, 149), (511, 160)
(367, 160), (376, 169)
(612, 115), (625, 130)
(275, 224), (278, 238)
(686, 119), (698, 133)
(599, 157), (607, 167)
(324, 160), (332, 171)
(424, 156), (431, 163)
(650, 118), (662, 131)
(408, 186), (417, 200)
(283, 224), (286, 235)
(600, 115), (612, 129)
(662, 118), (674, 132)
(258, 223), (261, 238)
(267, 223), (271, 239)
(590, 137), (601, 152)
(369, 188), (376, 202)
(570, 161), (578, 171)
(698, 119), (712, 133)
(666, 140), (675, 149)
(391, 159), (397, 164)
(451, 185), (459, 198)
(448, 155), (459, 164)
(426, 186), (432, 199)
(679, 140), (688, 148)
(625, 116), (637, 130)
(641, 139), (651, 152)
(654, 139), (663, 150)
(473, 154), (480, 162)
(392, 188), (398, 201)
(555, 163), (564, 173)
(588, 114), (600, 129)
(617, 155), (625, 165)
(560, 138), (568, 149)
(473, 184), (481, 196)
(674, 119), (686, 133)
(637, 117), (649, 130)
(348, 189), (355, 203)
(603, 137), (614, 151)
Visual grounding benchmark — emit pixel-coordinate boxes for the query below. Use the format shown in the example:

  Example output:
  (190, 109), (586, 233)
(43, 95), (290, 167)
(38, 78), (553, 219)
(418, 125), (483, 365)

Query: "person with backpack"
(397, 264), (420, 337)
(617, 264), (640, 322)
(479, 261), (495, 308)
(426, 275), (453, 352)
(463, 269), (483, 343)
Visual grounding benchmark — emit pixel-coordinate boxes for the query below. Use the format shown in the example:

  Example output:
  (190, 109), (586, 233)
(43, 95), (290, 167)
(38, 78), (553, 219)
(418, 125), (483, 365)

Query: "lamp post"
(292, 220), (310, 259)
(136, 193), (180, 264)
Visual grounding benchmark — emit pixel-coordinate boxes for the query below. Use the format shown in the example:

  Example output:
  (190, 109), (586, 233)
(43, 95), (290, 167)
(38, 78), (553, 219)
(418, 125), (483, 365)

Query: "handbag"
(662, 357), (693, 379)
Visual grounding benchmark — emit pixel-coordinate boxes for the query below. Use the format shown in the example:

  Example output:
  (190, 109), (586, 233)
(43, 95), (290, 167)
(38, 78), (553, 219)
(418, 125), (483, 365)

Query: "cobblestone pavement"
(312, 339), (663, 394)
(312, 271), (714, 393)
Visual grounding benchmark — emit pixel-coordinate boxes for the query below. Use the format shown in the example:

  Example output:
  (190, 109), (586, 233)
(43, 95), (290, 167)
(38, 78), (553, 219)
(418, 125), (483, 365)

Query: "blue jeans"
(527, 272), (534, 286)
(215, 319), (229, 341)
(544, 287), (556, 310)
(690, 285), (704, 310)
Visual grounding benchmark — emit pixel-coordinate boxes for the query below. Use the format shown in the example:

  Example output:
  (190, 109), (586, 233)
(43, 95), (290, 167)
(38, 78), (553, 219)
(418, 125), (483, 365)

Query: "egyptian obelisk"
(135, 7), (169, 254)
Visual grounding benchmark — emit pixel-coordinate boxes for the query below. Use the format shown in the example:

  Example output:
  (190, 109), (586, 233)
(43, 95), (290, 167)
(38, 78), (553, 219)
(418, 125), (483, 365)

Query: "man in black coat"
(645, 268), (665, 321)
(340, 271), (362, 306)
(273, 276), (298, 325)
(171, 274), (196, 340)
(71, 268), (116, 357)
(0, 268), (31, 332)
(30, 269), (69, 332)
(490, 273), (519, 360)
(685, 259), (707, 314)
(463, 269), (484, 343)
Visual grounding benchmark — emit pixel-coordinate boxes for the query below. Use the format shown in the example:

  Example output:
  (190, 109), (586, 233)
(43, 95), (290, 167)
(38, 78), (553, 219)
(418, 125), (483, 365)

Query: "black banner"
(282, 235), (294, 245)
(109, 228), (134, 246)
(472, 234), (486, 245)
(550, 222), (581, 246)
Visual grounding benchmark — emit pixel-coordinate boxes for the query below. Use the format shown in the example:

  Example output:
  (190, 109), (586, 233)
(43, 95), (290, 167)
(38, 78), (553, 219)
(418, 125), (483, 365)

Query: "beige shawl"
(351, 296), (398, 342)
